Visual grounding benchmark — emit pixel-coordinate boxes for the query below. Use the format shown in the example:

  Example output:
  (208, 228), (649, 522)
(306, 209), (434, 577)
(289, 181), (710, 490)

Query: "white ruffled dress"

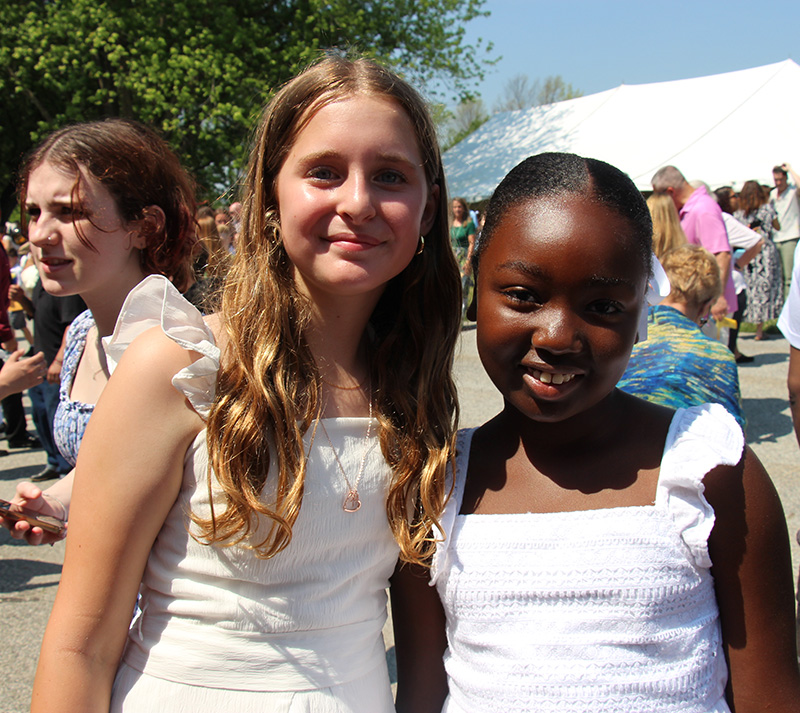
(431, 404), (744, 713)
(104, 276), (399, 712)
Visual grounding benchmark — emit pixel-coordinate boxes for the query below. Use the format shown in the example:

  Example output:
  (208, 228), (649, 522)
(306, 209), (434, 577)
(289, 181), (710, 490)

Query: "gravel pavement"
(1, 327), (798, 712)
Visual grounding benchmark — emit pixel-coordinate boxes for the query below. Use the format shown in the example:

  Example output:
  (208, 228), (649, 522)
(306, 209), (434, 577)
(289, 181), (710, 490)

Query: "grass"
(738, 319), (780, 334)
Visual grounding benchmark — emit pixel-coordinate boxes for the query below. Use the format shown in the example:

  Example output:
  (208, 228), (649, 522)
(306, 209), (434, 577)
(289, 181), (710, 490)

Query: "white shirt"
(771, 184), (800, 243)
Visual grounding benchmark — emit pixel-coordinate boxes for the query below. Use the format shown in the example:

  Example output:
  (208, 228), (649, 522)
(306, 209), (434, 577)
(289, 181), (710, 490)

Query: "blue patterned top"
(54, 309), (96, 467)
(618, 305), (745, 428)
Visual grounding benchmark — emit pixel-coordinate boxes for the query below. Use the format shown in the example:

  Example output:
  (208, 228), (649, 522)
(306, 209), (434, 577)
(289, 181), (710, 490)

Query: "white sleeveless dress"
(105, 276), (398, 712)
(431, 404), (744, 713)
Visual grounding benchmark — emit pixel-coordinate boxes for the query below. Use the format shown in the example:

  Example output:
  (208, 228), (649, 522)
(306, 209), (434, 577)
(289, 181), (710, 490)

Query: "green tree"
(0, 0), (492, 219)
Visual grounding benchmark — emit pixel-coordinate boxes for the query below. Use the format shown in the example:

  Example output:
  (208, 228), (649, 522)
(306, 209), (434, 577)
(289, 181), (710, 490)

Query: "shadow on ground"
(0, 556), (61, 594)
(0, 461), (46, 482)
(737, 352), (789, 368)
(743, 397), (793, 444)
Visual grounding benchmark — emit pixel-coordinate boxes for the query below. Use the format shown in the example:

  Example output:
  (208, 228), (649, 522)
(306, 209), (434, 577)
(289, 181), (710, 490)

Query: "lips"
(37, 256), (73, 275)
(325, 233), (382, 250)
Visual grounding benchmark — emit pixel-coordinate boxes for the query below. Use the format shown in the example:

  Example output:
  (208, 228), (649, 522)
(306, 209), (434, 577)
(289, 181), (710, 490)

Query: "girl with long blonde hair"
(32, 55), (461, 712)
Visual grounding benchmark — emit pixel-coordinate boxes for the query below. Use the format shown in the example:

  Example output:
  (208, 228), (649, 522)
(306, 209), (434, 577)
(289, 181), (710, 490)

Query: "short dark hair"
(474, 152), (652, 277)
(773, 165), (788, 177)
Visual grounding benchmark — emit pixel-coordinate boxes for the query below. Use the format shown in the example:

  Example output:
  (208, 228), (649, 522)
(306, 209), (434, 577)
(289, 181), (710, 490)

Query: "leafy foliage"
(0, 0), (492, 217)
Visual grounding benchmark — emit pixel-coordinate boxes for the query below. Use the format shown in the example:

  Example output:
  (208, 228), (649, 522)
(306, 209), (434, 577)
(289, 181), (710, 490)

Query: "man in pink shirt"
(652, 165), (734, 319)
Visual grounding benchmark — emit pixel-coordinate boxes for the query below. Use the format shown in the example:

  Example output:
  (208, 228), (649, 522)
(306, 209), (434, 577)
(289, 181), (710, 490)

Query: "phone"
(0, 498), (66, 536)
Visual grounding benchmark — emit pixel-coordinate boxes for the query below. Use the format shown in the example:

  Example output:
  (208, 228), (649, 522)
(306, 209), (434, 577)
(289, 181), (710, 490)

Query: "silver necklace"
(318, 393), (373, 513)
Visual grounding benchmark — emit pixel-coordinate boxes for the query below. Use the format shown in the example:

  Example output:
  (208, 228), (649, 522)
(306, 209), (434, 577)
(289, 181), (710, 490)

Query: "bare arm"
(31, 327), (203, 713)
(784, 163), (800, 196)
(705, 446), (800, 711)
(787, 347), (800, 449)
(734, 239), (763, 270)
(391, 561), (449, 713)
(711, 251), (732, 319)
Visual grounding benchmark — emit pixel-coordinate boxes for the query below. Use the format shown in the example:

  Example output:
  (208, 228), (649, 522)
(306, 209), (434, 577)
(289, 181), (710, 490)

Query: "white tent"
(443, 59), (800, 202)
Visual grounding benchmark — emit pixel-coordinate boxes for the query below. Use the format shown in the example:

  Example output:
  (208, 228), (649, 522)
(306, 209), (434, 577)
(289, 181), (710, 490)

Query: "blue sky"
(459, 0), (799, 110)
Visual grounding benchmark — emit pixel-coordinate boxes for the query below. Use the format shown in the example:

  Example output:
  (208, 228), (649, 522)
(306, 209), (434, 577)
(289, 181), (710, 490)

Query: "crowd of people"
(0, 54), (798, 712)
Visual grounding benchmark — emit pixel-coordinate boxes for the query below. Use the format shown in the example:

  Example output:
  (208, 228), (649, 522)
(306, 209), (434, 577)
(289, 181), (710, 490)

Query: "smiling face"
(275, 94), (437, 305)
(476, 193), (647, 423)
(25, 161), (146, 302)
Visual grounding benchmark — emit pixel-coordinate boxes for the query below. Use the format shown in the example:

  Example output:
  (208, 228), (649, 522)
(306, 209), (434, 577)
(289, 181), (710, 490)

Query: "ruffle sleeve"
(430, 428), (475, 586)
(103, 275), (220, 420)
(657, 403), (745, 569)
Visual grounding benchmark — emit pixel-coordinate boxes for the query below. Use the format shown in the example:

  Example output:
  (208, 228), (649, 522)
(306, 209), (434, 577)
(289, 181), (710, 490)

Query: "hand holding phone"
(0, 498), (66, 536)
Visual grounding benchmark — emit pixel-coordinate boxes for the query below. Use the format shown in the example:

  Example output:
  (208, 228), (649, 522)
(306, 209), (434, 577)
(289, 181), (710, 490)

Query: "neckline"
(454, 426), (671, 518)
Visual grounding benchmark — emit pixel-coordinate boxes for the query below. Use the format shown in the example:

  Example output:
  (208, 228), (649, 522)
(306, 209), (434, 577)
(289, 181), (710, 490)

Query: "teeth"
(532, 370), (574, 385)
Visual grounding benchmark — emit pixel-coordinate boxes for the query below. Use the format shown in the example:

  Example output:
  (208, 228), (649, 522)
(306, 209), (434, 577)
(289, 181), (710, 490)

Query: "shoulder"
(114, 325), (202, 385)
(99, 324), (206, 442)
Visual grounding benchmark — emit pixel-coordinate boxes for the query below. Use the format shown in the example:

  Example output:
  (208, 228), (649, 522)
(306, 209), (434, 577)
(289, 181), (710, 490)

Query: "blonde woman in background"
(646, 192), (687, 260)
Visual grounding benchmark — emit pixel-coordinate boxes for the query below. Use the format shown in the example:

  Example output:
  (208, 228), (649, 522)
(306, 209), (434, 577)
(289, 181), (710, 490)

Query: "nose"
(531, 303), (582, 355)
(28, 215), (58, 247)
(338, 173), (376, 224)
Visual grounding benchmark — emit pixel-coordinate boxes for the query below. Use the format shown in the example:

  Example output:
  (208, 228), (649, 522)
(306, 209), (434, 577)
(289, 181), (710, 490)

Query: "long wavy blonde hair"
(196, 56), (462, 564)
(646, 192), (687, 260)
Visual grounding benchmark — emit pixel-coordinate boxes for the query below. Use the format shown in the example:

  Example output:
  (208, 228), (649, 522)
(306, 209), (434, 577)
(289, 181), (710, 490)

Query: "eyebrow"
(587, 274), (639, 291)
(25, 196), (72, 209)
(495, 260), (544, 278)
(494, 261), (639, 291)
(297, 149), (420, 168)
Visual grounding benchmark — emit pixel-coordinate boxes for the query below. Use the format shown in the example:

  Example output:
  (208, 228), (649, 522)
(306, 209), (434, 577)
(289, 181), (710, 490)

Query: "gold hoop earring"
(415, 235), (425, 255)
